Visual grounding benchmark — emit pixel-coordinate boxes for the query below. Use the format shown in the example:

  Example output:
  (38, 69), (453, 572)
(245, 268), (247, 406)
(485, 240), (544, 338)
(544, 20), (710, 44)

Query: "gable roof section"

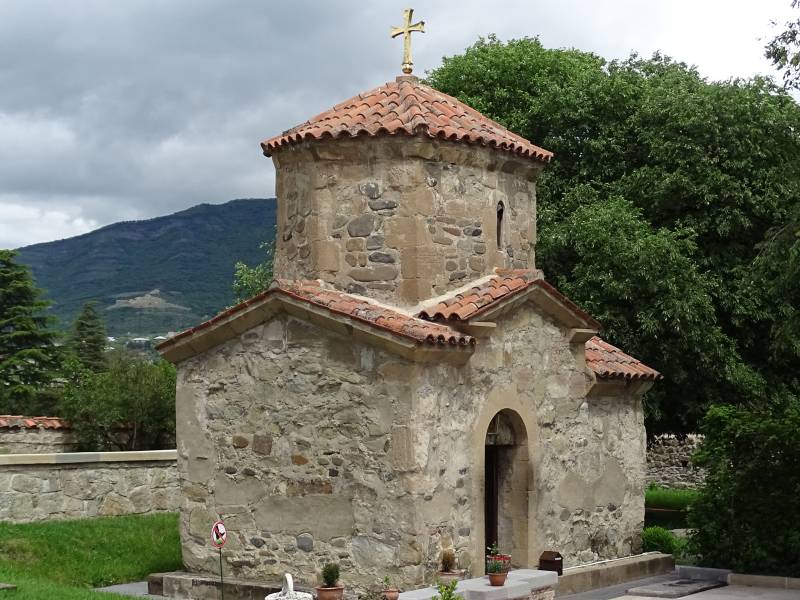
(418, 269), (601, 330)
(261, 76), (552, 164)
(156, 280), (475, 363)
(585, 336), (662, 381)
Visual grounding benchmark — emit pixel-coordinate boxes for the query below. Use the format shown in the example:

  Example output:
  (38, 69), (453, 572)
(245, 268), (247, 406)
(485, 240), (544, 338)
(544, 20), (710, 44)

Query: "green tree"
(0, 250), (60, 414)
(70, 302), (107, 372)
(688, 395), (800, 575)
(59, 351), (176, 451)
(766, 1), (800, 89)
(233, 235), (275, 303)
(428, 37), (800, 433)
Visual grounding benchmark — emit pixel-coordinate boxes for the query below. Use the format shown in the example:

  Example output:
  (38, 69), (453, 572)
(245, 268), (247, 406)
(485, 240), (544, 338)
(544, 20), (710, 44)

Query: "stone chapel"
(158, 66), (661, 590)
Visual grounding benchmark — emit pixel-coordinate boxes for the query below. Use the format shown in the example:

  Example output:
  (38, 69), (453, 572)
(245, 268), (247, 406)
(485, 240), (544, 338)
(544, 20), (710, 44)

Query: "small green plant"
(382, 575), (397, 590)
(440, 548), (456, 572)
(486, 559), (503, 574)
(642, 526), (681, 555)
(486, 542), (499, 556)
(321, 563), (340, 587)
(433, 579), (460, 600)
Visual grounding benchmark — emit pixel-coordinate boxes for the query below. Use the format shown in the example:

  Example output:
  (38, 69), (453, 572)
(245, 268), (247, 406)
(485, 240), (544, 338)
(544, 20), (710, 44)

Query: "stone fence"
(0, 416), (77, 454)
(0, 449), (179, 522)
(646, 435), (705, 489)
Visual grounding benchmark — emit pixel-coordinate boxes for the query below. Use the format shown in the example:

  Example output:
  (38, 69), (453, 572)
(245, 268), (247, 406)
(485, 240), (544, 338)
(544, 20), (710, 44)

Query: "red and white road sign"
(211, 520), (227, 549)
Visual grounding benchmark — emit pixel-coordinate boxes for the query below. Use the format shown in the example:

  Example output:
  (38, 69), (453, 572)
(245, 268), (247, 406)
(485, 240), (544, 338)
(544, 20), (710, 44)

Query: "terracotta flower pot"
(383, 589), (400, 600)
(316, 586), (344, 600)
(436, 570), (463, 584)
(488, 572), (507, 587)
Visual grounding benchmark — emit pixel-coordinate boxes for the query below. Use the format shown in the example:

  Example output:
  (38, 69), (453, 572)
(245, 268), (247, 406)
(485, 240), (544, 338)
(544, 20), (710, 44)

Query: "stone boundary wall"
(646, 435), (705, 489)
(0, 427), (77, 454)
(0, 416), (77, 454)
(0, 450), (179, 522)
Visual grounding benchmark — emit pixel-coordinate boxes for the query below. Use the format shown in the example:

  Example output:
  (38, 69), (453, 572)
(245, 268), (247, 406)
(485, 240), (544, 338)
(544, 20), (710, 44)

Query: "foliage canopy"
(59, 351), (176, 451)
(688, 396), (800, 576)
(428, 37), (800, 433)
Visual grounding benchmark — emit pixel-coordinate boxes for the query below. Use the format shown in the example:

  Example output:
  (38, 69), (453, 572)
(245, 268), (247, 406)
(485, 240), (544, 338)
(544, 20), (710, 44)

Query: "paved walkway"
(558, 570), (799, 600)
(95, 581), (161, 598)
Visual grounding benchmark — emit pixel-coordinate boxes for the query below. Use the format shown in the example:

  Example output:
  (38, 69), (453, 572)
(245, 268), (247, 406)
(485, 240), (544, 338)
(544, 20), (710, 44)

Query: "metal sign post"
(211, 520), (228, 600)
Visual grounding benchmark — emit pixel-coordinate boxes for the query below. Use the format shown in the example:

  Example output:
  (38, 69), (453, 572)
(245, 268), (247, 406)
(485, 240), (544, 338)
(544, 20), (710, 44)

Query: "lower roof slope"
(157, 275), (660, 383)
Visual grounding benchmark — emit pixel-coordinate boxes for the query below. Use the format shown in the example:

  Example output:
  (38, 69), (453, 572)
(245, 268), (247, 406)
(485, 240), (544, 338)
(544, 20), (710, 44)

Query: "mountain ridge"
(16, 198), (277, 336)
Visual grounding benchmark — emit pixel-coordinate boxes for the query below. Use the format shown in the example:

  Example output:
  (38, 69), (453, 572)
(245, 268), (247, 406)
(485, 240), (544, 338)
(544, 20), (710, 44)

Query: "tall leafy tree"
(0, 250), (60, 414)
(70, 302), (107, 372)
(766, 0), (800, 90)
(233, 234), (275, 303)
(428, 37), (800, 433)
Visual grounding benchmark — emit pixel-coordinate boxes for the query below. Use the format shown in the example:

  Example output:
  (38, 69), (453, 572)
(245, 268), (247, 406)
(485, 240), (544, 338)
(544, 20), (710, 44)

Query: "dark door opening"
(485, 445), (499, 553)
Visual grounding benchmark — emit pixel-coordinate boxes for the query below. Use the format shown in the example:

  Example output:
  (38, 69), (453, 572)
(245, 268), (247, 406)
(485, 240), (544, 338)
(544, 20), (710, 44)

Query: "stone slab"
(728, 573), (800, 590)
(156, 570), (295, 600)
(558, 553), (675, 596)
(0, 583), (17, 592)
(677, 567), (732, 583)
(626, 578), (724, 598)
(399, 570), (557, 600)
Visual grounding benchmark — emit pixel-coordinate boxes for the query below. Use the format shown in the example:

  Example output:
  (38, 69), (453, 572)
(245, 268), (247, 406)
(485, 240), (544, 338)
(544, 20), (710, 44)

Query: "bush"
(642, 526), (682, 555)
(59, 351), (176, 451)
(321, 563), (339, 587)
(688, 397), (800, 576)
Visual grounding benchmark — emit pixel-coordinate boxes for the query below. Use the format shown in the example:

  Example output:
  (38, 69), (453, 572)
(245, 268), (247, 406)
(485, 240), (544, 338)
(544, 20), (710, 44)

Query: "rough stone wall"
(646, 435), (705, 489)
(174, 304), (646, 591)
(175, 314), (419, 591)
(407, 304), (646, 573)
(0, 459), (179, 522)
(271, 138), (542, 307)
(0, 427), (77, 454)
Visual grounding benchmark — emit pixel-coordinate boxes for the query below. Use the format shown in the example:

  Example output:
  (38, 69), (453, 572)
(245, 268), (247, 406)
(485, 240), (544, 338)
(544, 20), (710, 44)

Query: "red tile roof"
(261, 76), (552, 163)
(156, 280), (475, 355)
(0, 416), (70, 430)
(585, 336), (662, 381)
(418, 269), (600, 329)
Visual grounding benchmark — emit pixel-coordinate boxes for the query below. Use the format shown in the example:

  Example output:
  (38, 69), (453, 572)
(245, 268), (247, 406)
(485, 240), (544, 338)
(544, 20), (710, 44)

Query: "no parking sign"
(211, 520), (227, 549)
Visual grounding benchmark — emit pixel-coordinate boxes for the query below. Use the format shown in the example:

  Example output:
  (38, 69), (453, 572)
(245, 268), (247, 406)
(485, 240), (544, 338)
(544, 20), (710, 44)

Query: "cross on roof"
(390, 8), (425, 75)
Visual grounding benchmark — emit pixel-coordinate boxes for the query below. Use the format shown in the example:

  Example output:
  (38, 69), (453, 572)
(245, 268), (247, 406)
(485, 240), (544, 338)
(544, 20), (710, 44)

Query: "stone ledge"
(399, 570), (557, 600)
(728, 573), (800, 590)
(0, 449), (177, 466)
(557, 553), (674, 596)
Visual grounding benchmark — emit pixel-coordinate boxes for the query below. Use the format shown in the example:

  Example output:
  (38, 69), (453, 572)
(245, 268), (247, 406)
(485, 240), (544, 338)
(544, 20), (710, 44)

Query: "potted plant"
(485, 542), (511, 573)
(316, 563), (344, 600)
(433, 579), (461, 600)
(436, 549), (464, 583)
(486, 559), (506, 586)
(381, 576), (400, 600)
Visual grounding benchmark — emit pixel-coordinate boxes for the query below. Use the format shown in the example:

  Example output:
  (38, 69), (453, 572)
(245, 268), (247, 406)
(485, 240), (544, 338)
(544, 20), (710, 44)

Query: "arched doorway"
(484, 409), (529, 567)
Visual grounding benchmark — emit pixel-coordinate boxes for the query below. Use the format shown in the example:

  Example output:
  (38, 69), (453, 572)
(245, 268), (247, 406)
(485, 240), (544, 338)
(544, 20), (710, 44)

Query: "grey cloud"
(0, 0), (790, 247)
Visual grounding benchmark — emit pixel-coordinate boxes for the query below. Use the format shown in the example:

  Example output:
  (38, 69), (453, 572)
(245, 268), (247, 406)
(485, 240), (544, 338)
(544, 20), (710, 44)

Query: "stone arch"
(470, 389), (539, 573)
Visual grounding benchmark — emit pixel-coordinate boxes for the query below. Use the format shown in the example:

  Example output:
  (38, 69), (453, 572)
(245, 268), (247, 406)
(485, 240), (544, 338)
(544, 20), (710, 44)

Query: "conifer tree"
(71, 302), (107, 372)
(0, 250), (60, 413)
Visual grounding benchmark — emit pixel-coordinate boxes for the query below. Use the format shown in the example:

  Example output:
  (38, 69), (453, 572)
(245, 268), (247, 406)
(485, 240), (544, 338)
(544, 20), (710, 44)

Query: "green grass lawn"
(644, 486), (699, 529)
(0, 513), (182, 599)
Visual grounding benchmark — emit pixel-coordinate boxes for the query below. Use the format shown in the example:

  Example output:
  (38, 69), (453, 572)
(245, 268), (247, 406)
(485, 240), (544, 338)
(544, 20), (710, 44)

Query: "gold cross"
(391, 8), (425, 75)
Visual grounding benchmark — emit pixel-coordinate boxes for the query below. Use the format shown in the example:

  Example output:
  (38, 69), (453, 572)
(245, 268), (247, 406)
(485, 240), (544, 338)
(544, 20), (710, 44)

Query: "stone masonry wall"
(646, 435), (705, 489)
(0, 453), (179, 522)
(271, 138), (543, 307)
(408, 303), (645, 574)
(174, 304), (646, 592)
(0, 427), (77, 454)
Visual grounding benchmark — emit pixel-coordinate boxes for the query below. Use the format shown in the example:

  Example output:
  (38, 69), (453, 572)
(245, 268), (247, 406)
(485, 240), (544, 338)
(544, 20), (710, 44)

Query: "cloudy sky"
(1, 0), (796, 249)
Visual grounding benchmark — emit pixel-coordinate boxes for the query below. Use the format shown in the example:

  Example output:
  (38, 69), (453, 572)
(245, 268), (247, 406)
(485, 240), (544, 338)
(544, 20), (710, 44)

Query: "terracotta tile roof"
(0, 416), (70, 430)
(418, 269), (600, 329)
(156, 280), (475, 354)
(585, 336), (662, 381)
(261, 76), (552, 163)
